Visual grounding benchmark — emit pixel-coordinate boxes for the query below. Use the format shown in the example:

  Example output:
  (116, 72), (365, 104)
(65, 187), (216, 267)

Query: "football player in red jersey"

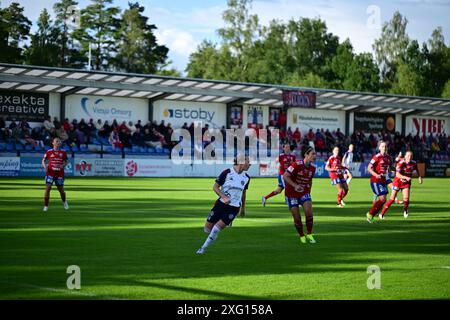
(325, 146), (349, 207)
(366, 141), (392, 223)
(262, 143), (296, 206)
(379, 151), (423, 219)
(283, 146), (317, 244)
(41, 138), (69, 212)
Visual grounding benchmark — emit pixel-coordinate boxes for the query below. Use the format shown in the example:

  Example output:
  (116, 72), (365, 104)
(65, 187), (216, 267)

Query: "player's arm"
(395, 171), (411, 182)
(367, 162), (381, 179)
(325, 160), (333, 172)
(283, 171), (297, 189)
(415, 164), (423, 184)
(239, 190), (246, 217)
(213, 182), (230, 204)
(42, 154), (48, 171)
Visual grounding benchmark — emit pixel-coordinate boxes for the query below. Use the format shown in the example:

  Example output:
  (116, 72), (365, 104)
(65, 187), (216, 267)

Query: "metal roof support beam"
(318, 96), (450, 113)
(0, 74), (279, 101)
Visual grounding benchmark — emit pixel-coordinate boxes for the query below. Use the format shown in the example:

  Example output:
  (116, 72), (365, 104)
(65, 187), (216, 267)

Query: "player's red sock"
(44, 196), (49, 207)
(294, 221), (304, 237)
(264, 191), (278, 200)
(342, 189), (348, 199)
(337, 191), (343, 204)
(59, 191), (66, 202)
(306, 216), (313, 234)
(369, 199), (385, 216)
(381, 199), (394, 215)
(403, 200), (409, 212)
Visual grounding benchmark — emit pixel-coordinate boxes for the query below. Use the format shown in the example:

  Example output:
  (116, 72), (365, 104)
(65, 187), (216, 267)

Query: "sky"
(2, 0), (450, 74)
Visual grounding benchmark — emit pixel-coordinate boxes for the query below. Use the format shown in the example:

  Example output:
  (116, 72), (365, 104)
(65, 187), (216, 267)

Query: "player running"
(262, 143), (296, 206)
(366, 141), (392, 223)
(379, 151), (423, 219)
(283, 146), (317, 244)
(325, 146), (349, 207)
(373, 151), (403, 204)
(196, 156), (251, 254)
(42, 137), (69, 212)
(342, 144), (354, 184)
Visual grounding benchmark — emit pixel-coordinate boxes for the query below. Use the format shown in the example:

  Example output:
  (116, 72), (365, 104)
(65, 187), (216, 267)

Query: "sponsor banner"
(426, 156), (450, 177)
(246, 105), (264, 129)
(354, 112), (396, 133)
(153, 100), (227, 128)
(405, 116), (449, 135)
(228, 105), (243, 128)
(92, 159), (124, 176)
(66, 94), (148, 123)
(124, 159), (172, 177)
(20, 156), (74, 177)
(287, 108), (345, 134)
(74, 157), (124, 176)
(282, 90), (316, 108)
(0, 90), (49, 122)
(0, 157), (20, 176)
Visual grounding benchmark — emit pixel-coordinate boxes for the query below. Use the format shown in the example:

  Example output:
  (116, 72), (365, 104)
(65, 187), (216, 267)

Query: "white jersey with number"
(215, 167), (250, 207)
(343, 151), (353, 168)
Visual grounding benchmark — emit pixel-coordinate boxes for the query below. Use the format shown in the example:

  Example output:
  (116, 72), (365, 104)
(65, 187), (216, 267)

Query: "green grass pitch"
(0, 177), (449, 300)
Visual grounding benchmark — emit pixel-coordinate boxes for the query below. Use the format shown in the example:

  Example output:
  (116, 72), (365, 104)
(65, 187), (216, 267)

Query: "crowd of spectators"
(280, 126), (449, 162)
(0, 115), (448, 162)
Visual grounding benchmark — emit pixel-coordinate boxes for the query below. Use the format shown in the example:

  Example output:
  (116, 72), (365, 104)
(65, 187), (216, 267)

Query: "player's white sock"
(346, 177), (352, 184)
(200, 224), (222, 250)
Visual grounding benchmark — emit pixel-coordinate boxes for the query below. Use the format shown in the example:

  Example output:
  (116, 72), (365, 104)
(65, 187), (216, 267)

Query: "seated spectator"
(131, 127), (145, 147)
(43, 116), (54, 132)
(109, 129), (122, 149)
(63, 118), (71, 131)
(31, 127), (45, 148)
(128, 121), (137, 134)
(293, 128), (301, 142)
(305, 129), (314, 142)
(135, 120), (143, 130)
(143, 128), (162, 148)
(56, 126), (69, 144)
(119, 128), (132, 149)
(118, 121), (130, 134)
(21, 127), (37, 148)
(53, 117), (61, 130)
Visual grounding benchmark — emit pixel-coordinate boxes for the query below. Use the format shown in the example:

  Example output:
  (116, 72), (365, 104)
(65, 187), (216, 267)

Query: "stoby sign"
(153, 100), (226, 128)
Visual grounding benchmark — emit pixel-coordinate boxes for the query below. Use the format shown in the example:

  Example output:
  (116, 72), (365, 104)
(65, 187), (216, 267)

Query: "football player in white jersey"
(196, 156), (251, 254)
(342, 144), (354, 185)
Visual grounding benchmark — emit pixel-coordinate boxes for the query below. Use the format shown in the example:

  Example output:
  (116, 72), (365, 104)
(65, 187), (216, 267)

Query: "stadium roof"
(1, 63), (450, 117)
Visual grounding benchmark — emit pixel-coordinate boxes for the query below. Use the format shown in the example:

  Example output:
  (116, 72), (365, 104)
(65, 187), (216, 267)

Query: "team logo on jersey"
(228, 214), (234, 220)
(125, 160), (138, 177)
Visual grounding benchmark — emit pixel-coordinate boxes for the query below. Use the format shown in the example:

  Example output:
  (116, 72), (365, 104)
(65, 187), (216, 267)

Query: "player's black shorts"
(207, 200), (240, 226)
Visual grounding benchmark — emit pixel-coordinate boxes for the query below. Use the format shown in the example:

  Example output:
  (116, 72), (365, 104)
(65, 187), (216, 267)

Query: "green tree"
(286, 18), (339, 82)
(343, 53), (380, 92)
(330, 39), (354, 89)
(373, 11), (410, 91)
(424, 27), (450, 97)
(442, 79), (450, 98)
(112, 2), (169, 74)
(72, 0), (121, 70)
(186, 40), (235, 80)
(216, 0), (260, 81)
(0, 1), (31, 63)
(24, 9), (60, 66)
(53, 0), (79, 67)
